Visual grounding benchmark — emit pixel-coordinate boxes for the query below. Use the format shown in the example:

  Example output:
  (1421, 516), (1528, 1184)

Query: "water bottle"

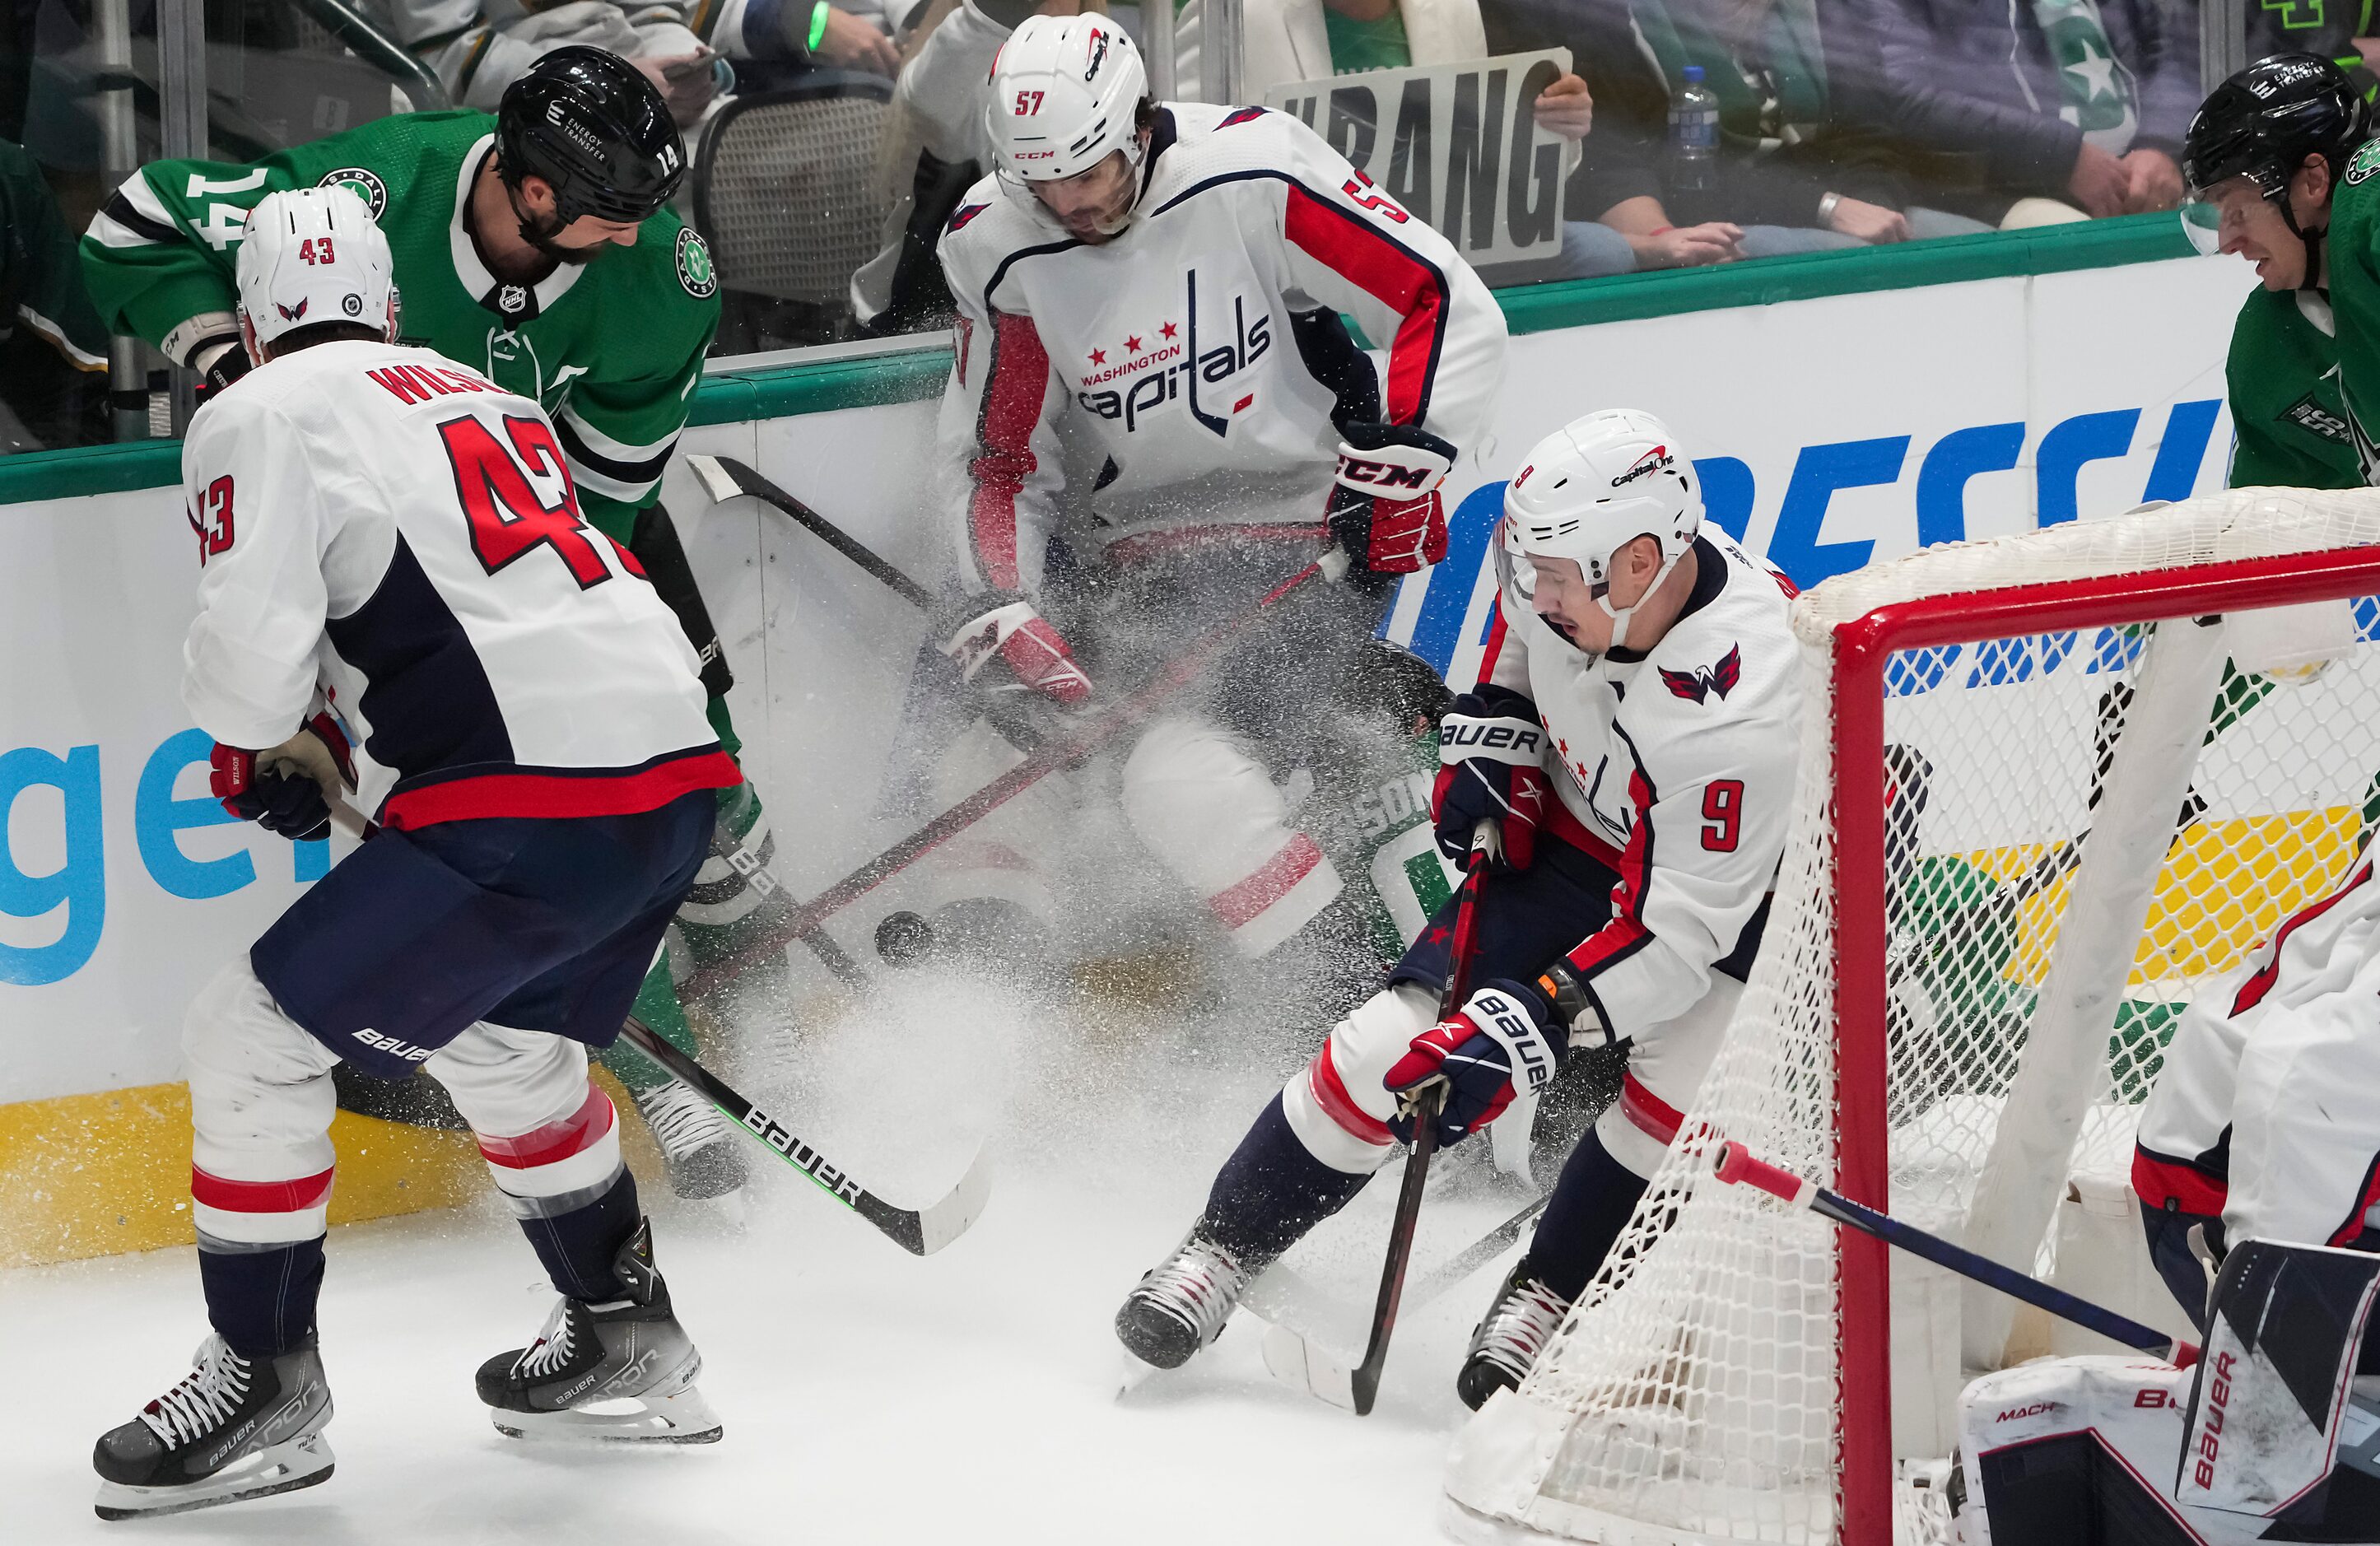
(1668, 63), (1719, 198)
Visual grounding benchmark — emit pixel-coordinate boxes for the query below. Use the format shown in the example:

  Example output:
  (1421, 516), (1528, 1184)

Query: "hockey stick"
(322, 801), (990, 1255)
(1263, 823), (1495, 1415)
(687, 454), (934, 608)
(680, 552), (1345, 1005)
(709, 822), (869, 989)
(1711, 1140), (2198, 1365)
(617, 1016), (993, 1255)
(1245, 1190), (1549, 1335)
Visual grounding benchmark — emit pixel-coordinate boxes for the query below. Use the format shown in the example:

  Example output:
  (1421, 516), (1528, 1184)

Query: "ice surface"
(0, 963), (1530, 1544)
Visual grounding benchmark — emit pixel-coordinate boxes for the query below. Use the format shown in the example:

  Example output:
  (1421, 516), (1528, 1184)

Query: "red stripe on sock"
(1308, 1040), (1393, 1146)
(191, 1165), (336, 1213)
(477, 1084), (617, 1170)
(1209, 833), (1324, 930)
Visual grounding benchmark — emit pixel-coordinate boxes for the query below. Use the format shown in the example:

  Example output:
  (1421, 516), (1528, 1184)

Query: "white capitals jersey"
(180, 338), (738, 829)
(2135, 853), (2380, 1254)
(1479, 532), (1801, 1041)
(935, 101), (1507, 594)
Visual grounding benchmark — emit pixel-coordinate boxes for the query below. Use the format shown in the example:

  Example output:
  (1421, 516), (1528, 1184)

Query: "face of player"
(1028, 147), (1143, 243)
(1527, 540), (1665, 653)
(2196, 161), (2330, 291)
(510, 176), (643, 267)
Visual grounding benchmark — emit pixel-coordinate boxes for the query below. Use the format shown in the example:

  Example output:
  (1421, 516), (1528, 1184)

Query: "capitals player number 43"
(438, 414), (616, 590)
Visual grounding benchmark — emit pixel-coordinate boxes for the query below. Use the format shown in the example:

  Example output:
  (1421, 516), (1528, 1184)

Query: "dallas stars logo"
(2348, 140), (2380, 188)
(316, 166), (388, 219)
(676, 229), (717, 298)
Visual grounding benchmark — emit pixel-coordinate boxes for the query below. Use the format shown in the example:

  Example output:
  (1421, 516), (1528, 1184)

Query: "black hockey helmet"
(496, 47), (687, 225)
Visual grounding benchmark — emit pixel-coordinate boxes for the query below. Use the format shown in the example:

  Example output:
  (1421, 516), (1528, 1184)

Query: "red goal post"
(1445, 488), (2380, 1546)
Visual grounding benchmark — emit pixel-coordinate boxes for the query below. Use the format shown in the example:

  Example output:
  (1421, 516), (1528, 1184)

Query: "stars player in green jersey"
(2181, 53), (2372, 491)
(80, 49), (778, 1203)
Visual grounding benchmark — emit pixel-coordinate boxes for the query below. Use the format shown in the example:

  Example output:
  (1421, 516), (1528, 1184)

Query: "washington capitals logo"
(948, 202), (989, 234)
(276, 298), (309, 322)
(1613, 445), (1674, 487)
(1660, 645), (1740, 704)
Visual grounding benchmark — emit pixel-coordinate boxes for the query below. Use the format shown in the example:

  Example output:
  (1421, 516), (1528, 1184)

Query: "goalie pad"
(1952, 1238), (2380, 1545)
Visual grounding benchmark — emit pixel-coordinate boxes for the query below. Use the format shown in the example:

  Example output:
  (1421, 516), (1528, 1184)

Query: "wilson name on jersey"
(180, 339), (738, 830)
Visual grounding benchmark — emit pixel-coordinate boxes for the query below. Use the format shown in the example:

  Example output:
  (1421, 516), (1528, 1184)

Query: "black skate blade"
(94, 1437), (335, 1520)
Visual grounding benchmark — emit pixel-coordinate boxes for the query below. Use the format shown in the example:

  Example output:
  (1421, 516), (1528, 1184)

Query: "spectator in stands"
(371, 0), (900, 121)
(850, 0), (1097, 333)
(1173, 0), (1488, 99)
(1480, 0), (1954, 279)
(1833, 0), (2196, 227)
(0, 137), (107, 451)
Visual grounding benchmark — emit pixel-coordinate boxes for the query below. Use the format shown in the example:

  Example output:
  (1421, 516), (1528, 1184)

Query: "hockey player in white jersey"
(1114, 410), (1801, 1404)
(91, 189), (741, 1520)
(2133, 852), (2380, 1319)
(1946, 852), (2380, 1543)
(922, 13), (1506, 966)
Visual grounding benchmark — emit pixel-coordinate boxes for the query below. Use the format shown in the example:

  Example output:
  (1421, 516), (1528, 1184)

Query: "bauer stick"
(1263, 821), (1497, 1415)
(679, 550), (1348, 1005)
(1710, 1139), (2198, 1365)
(323, 799), (993, 1256)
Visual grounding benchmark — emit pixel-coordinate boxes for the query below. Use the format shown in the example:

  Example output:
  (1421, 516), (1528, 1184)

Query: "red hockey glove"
(1384, 980), (1565, 1147)
(211, 713), (355, 843)
(1328, 421), (1456, 576)
(941, 594), (1092, 705)
(1431, 687), (1548, 870)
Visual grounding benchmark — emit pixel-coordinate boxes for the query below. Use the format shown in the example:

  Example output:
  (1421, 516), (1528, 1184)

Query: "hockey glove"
(189, 333), (254, 405)
(940, 593), (1092, 706)
(1432, 687), (1549, 870)
(1385, 980), (1565, 1147)
(211, 713), (355, 843)
(1327, 421), (1455, 576)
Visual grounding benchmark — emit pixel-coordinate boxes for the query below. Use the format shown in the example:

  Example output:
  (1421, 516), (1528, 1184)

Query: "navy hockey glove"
(1384, 980), (1565, 1147)
(940, 591), (1092, 706)
(1432, 687), (1549, 869)
(1327, 421), (1455, 576)
(211, 713), (354, 843)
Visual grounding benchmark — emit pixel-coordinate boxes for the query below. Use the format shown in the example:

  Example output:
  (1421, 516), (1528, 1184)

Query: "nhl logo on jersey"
(316, 165), (388, 219)
(498, 285), (529, 316)
(677, 230), (718, 299)
(2347, 140), (2380, 186)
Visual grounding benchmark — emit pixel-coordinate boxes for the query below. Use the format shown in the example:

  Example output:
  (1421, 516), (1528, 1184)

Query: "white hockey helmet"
(235, 185), (398, 352)
(1499, 408), (1702, 650)
(984, 14), (1149, 195)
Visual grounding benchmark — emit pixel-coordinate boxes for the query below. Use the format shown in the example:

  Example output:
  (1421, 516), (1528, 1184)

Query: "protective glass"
(1493, 519), (1536, 602)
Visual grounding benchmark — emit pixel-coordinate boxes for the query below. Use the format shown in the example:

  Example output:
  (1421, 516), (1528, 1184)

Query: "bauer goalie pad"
(1951, 1239), (2380, 1545)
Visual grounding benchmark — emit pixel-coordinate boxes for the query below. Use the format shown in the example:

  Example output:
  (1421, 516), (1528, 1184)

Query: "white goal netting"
(1444, 487), (2380, 1546)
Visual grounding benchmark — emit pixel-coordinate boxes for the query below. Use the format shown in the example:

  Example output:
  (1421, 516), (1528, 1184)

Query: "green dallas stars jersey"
(2225, 286), (2359, 491)
(2319, 136), (2380, 489)
(78, 109), (720, 537)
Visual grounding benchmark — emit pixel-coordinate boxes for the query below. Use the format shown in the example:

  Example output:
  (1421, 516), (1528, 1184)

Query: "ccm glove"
(1327, 421), (1455, 576)
(211, 713), (355, 843)
(1431, 687), (1549, 869)
(940, 592), (1092, 705)
(189, 333), (254, 404)
(1384, 980), (1565, 1147)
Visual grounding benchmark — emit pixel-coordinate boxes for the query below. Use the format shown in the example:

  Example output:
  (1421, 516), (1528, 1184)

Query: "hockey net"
(1443, 487), (2380, 1546)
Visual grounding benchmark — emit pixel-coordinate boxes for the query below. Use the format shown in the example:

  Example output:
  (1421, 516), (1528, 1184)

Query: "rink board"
(0, 217), (2260, 1264)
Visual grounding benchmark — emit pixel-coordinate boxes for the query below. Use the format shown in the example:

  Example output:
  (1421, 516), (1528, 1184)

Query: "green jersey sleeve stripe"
(95, 190), (179, 245)
(556, 415), (671, 500)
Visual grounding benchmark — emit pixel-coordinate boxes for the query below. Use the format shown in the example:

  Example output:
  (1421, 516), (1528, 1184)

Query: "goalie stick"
(1711, 1139), (2198, 1365)
(322, 801), (990, 1256)
(1263, 823), (1494, 1415)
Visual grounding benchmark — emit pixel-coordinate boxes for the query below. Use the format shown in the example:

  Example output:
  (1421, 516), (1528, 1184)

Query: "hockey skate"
(477, 1218), (721, 1443)
(92, 1333), (333, 1520)
(632, 1076), (748, 1204)
(1115, 1228), (1253, 1372)
(1456, 1266), (1574, 1410)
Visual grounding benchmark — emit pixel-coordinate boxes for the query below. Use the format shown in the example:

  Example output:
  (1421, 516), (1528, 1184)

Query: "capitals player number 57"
(1343, 170), (1409, 224)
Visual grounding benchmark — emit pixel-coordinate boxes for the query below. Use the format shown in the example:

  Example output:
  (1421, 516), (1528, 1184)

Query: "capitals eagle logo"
(1659, 645), (1741, 704)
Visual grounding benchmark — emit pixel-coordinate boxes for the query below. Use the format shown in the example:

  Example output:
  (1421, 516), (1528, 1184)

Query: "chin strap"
(1592, 549), (1684, 654)
(2274, 184), (2328, 293)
